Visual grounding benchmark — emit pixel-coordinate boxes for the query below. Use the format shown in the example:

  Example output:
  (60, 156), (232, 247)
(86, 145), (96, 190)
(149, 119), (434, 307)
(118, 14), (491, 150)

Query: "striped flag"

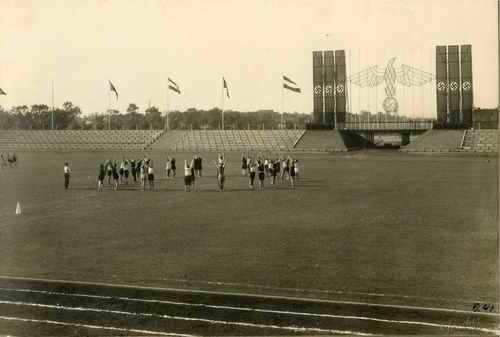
(168, 78), (181, 94)
(283, 75), (301, 93)
(109, 81), (118, 100)
(0, 88), (6, 95)
(222, 77), (230, 98)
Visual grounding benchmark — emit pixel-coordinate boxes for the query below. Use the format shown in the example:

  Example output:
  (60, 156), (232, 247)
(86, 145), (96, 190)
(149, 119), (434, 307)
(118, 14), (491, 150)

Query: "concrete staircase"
(293, 130), (349, 152)
(461, 129), (498, 153)
(400, 130), (465, 152)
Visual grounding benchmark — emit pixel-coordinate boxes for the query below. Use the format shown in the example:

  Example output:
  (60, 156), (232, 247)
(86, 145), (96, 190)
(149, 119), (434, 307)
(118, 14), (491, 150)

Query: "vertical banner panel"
(334, 50), (346, 124)
(323, 50), (335, 125)
(448, 45), (460, 125)
(435, 46), (448, 125)
(460, 45), (473, 127)
(313, 51), (324, 125)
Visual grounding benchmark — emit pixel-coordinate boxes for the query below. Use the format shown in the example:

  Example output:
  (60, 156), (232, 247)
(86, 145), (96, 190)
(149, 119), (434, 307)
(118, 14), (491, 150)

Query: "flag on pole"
(283, 75), (301, 93)
(109, 81), (118, 100)
(168, 78), (181, 94)
(0, 88), (6, 95)
(223, 77), (230, 98)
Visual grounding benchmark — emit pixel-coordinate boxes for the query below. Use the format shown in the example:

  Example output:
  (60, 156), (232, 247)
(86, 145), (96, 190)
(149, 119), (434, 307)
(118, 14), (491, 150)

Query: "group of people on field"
(1, 153), (17, 169)
(241, 154), (299, 189)
(64, 153), (301, 192)
(97, 157), (156, 191)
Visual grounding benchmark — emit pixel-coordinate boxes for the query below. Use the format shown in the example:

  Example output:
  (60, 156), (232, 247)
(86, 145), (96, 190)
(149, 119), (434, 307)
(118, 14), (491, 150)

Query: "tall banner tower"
(435, 45), (473, 127)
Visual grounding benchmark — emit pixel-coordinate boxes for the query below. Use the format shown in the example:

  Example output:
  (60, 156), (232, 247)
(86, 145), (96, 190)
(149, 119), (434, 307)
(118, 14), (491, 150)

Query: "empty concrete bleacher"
(293, 130), (349, 152)
(461, 129), (498, 153)
(0, 130), (163, 151)
(0, 131), (18, 152)
(158, 130), (305, 152)
(400, 129), (465, 152)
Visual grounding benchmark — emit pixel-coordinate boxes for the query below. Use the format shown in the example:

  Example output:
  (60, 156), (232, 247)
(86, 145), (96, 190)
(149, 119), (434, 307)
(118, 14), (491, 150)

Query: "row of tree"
(0, 103), (311, 130)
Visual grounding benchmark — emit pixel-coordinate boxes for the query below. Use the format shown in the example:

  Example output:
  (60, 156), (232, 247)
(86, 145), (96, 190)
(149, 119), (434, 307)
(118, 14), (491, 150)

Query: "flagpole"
(280, 80), (284, 129)
(51, 79), (54, 130)
(165, 76), (170, 131)
(221, 78), (224, 130)
(108, 87), (111, 130)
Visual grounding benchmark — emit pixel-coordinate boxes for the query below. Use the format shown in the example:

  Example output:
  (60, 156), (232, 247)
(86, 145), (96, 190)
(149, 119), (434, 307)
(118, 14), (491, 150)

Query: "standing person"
(123, 159), (130, 185)
(268, 159), (274, 182)
(140, 162), (147, 191)
(246, 156), (251, 175)
(148, 161), (155, 191)
(281, 156), (289, 183)
(241, 154), (247, 176)
(130, 159), (137, 183)
(190, 158), (197, 191)
(264, 158), (269, 177)
(106, 160), (113, 185)
(216, 159), (225, 192)
(184, 160), (192, 192)
(119, 159), (125, 184)
(248, 159), (256, 189)
(64, 162), (71, 189)
(272, 158), (280, 186)
(289, 158), (296, 189)
(166, 156), (172, 178)
(257, 159), (265, 190)
(293, 159), (299, 182)
(171, 157), (176, 178)
(112, 161), (119, 191)
(98, 164), (105, 192)
(195, 155), (202, 177)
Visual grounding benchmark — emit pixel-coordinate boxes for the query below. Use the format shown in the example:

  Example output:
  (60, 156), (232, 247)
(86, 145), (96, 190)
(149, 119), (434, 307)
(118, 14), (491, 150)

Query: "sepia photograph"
(0, 0), (498, 335)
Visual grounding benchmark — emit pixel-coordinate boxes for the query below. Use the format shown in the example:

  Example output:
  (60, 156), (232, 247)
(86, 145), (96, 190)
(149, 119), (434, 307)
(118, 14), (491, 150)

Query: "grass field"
(0, 150), (497, 335)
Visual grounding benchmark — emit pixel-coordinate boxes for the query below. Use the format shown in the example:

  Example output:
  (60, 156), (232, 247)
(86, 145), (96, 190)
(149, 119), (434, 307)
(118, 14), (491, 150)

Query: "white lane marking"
(2, 274), (493, 305)
(0, 315), (198, 336)
(0, 300), (374, 336)
(1, 297), (499, 334)
(0, 286), (497, 318)
(162, 277), (497, 305)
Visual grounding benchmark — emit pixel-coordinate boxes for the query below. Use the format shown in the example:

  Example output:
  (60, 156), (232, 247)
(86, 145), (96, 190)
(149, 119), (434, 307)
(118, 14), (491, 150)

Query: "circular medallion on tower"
(449, 81), (458, 91)
(324, 84), (333, 95)
(314, 85), (323, 95)
(336, 84), (345, 95)
(462, 81), (472, 91)
(437, 81), (447, 91)
(382, 96), (399, 113)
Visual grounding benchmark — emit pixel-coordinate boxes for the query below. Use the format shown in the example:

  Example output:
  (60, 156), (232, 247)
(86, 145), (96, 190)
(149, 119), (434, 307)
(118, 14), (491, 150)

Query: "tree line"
(0, 102), (310, 130)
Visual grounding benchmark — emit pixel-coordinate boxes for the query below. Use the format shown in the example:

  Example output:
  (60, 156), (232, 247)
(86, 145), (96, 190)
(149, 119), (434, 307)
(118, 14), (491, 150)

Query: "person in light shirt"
(147, 161), (155, 191)
(184, 160), (193, 192)
(64, 162), (71, 189)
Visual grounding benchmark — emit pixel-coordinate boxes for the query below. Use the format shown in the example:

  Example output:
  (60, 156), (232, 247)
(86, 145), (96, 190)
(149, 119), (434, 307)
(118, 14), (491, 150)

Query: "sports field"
(0, 150), (497, 335)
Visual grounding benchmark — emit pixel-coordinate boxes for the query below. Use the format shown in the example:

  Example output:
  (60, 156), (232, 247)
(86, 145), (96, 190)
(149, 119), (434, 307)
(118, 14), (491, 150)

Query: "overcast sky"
(0, 0), (497, 117)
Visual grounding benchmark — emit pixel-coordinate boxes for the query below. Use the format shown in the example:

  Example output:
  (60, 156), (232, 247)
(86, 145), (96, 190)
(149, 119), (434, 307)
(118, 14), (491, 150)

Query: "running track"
(0, 276), (497, 336)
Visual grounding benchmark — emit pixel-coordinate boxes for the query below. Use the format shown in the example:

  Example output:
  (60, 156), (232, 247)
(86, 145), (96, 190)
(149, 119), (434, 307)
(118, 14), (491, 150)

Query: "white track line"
(0, 297), (498, 334)
(0, 286), (498, 318)
(0, 315), (197, 336)
(0, 275), (495, 315)
(161, 277), (498, 305)
(0, 300), (374, 335)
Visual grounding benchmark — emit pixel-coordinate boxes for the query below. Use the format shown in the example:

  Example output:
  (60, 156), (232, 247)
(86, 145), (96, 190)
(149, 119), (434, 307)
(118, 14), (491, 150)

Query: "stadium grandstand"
(0, 130), (163, 152)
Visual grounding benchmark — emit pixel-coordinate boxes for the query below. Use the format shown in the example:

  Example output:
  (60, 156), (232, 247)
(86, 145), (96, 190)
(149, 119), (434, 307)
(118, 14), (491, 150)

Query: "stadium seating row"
(156, 130), (305, 151)
(0, 130), (163, 151)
